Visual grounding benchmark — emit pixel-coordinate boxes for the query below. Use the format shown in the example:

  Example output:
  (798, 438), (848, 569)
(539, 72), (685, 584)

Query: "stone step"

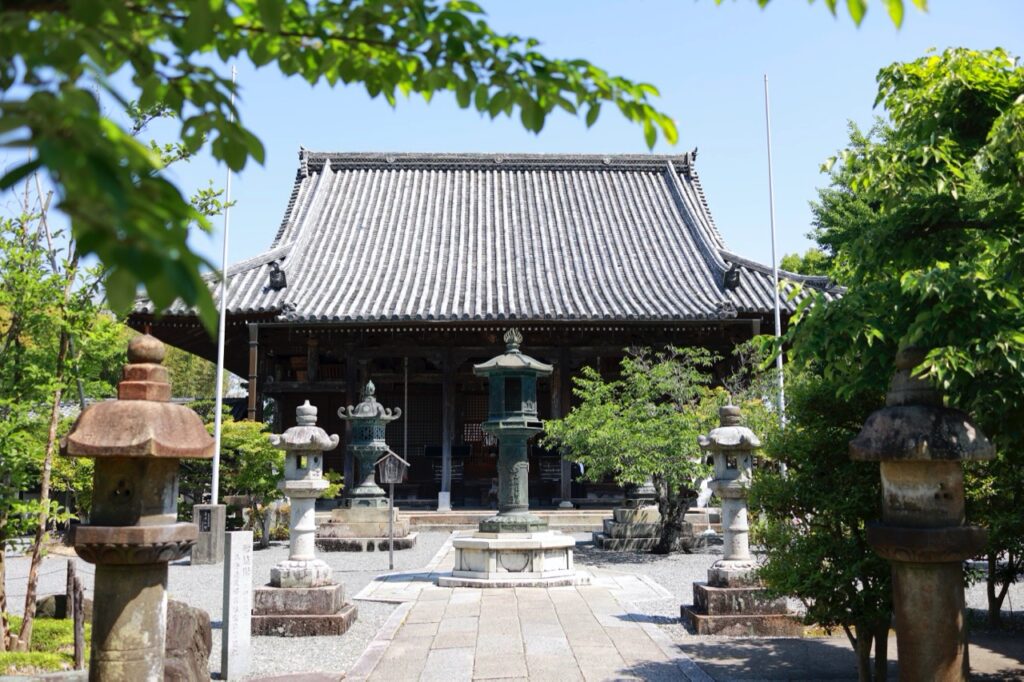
(591, 532), (660, 551)
(602, 519), (663, 539)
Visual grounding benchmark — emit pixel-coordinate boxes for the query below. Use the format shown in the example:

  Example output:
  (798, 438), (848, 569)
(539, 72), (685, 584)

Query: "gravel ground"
(5, 531), (452, 679)
(572, 535), (1024, 638)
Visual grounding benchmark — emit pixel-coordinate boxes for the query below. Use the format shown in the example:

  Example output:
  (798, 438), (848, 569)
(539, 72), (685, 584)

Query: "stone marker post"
(850, 348), (993, 681)
(61, 334), (214, 681)
(191, 503), (226, 565)
(683, 404), (800, 636)
(222, 531), (253, 680)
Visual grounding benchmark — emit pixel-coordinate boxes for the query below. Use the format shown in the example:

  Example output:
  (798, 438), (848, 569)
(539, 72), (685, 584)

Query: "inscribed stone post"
(222, 531), (253, 680)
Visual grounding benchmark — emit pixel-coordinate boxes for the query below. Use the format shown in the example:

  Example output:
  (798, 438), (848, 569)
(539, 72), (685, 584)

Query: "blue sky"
(61, 1), (1024, 270)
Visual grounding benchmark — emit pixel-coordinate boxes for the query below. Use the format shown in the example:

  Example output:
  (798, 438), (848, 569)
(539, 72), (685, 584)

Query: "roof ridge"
(299, 150), (695, 172)
(719, 249), (842, 291)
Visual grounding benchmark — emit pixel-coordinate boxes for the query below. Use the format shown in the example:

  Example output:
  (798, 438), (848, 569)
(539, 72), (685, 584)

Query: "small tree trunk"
(0, 535), (8, 652)
(653, 480), (690, 554)
(17, 328), (69, 647)
(987, 551), (1014, 628)
(873, 622), (890, 682)
(854, 625), (872, 682)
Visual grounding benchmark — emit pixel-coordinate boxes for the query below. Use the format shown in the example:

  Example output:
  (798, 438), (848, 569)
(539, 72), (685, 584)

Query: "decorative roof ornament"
(340, 381), (402, 422)
(269, 400), (340, 451)
(504, 328), (523, 352)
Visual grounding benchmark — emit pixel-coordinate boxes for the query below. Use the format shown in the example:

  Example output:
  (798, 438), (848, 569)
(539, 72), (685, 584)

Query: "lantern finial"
(504, 328), (523, 352)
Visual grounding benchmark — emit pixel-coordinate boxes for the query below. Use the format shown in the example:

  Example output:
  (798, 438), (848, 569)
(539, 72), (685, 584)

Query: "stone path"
(348, 536), (710, 681)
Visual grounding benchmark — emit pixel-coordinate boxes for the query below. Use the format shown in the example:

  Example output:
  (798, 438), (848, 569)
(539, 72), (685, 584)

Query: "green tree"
(0, 184), (116, 650)
(216, 420), (284, 548)
(779, 248), (831, 276)
(751, 373), (891, 682)
(164, 346), (224, 399)
(544, 347), (719, 554)
(0, 0), (678, 330)
(788, 48), (1024, 626)
(739, 0), (927, 28)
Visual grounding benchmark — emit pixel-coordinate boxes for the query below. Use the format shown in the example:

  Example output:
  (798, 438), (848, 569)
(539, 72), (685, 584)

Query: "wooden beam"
(247, 324), (259, 421)
(555, 347), (573, 503)
(307, 336), (319, 382)
(440, 350), (455, 510)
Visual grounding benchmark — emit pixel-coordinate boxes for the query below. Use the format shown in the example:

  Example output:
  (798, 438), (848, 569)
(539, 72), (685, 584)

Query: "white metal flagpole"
(763, 74), (786, 425)
(211, 64), (238, 504)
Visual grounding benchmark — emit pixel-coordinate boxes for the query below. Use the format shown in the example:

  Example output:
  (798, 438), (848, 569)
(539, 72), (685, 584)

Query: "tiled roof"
(135, 151), (840, 323)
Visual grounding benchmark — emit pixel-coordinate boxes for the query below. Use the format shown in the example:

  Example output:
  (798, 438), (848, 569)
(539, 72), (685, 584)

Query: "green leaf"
(104, 267), (138, 314)
(586, 103), (601, 128)
(258, 0), (283, 34)
(846, 0), (867, 25)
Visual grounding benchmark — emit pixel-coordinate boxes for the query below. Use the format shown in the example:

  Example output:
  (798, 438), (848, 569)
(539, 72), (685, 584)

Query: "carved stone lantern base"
(438, 531), (588, 588)
(252, 583), (358, 637)
(270, 558), (333, 588)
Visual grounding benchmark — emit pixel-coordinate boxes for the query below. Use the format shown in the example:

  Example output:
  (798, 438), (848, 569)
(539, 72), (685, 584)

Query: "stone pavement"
(346, 535), (1024, 681)
(348, 535), (710, 681)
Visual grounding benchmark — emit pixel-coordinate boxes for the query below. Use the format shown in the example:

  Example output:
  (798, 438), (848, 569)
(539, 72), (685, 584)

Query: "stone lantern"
(316, 381), (415, 550)
(439, 329), (583, 587)
(683, 404), (800, 636)
(850, 348), (993, 680)
(61, 334), (215, 680)
(253, 401), (358, 636)
(339, 380), (400, 508)
(269, 400), (338, 588)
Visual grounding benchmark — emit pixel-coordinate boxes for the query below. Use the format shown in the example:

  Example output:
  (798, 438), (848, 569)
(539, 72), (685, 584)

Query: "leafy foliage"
(751, 373), (891, 679)
(544, 346), (776, 552)
(788, 48), (1024, 628)
(728, 0), (928, 27)
(779, 248), (831, 276)
(0, 0), (677, 330)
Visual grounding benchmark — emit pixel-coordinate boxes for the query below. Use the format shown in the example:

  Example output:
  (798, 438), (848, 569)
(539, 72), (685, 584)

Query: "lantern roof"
(473, 329), (553, 376)
(698, 405), (761, 452)
(269, 400), (340, 452)
(339, 380), (402, 422)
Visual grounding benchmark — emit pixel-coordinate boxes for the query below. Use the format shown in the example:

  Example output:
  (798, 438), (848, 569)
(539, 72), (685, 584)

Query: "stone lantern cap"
(62, 335), (214, 460)
(338, 381), (402, 424)
(698, 405), (761, 453)
(473, 329), (553, 377)
(270, 401), (340, 452)
(850, 348), (993, 463)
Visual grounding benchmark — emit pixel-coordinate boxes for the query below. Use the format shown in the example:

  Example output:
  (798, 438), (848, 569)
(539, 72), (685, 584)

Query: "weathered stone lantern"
(683, 404), (800, 636)
(440, 329), (583, 587)
(253, 401), (358, 636)
(269, 400), (338, 588)
(850, 348), (993, 680)
(62, 334), (215, 680)
(316, 381), (415, 550)
(340, 380), (400, 507)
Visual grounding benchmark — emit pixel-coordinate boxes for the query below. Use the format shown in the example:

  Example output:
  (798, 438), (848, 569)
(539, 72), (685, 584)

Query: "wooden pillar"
(343, 356), (357, 492)
(247, 324), (258, 421)
(555, 347), (573, 506)
(307, 336), (319, 382)
(439, 351), (454, 511)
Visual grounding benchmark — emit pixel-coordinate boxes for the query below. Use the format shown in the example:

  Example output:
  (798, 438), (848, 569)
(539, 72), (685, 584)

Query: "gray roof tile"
(135, 151), (839, 322)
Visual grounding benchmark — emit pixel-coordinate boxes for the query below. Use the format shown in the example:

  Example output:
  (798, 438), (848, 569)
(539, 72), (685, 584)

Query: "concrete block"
(682, 606), (804, 637)
(692, 582), (789, 616)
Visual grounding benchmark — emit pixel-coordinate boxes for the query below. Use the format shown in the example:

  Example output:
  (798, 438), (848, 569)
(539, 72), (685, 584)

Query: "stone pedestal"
(190, 503), (225, 565)
(850, 348), (994, 681)
(682, 405), (800, 636)
(252, 583), (358, 637)
(593, 504), (666, 551)
(316, 506), (416, 551)
(439, 531), (583, 587)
